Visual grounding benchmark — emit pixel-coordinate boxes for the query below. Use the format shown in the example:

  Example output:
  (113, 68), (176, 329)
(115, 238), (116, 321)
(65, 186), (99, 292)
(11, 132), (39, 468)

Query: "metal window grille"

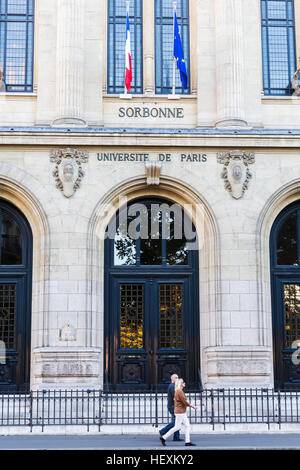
(107, 0), (143, 94)
(155, 0), (190, 95)
(261, 0), (297, 96)
(284, 283), (300, 348)
(159, 284), (183, 349)
(0, 283), (16, 349)
(120, 284), (144, 349)
(0, 0), (34, 92)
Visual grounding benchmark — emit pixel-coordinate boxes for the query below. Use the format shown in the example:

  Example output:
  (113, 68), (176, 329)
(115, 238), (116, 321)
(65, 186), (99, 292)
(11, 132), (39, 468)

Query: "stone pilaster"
(143, 0), (155, 95)
(52, 0), (86, 127)
(214, 0), (247, 127)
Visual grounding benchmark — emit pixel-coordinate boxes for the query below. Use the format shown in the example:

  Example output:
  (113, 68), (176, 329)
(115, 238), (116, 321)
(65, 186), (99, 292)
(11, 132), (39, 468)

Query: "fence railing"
(1, 388), (300, 431)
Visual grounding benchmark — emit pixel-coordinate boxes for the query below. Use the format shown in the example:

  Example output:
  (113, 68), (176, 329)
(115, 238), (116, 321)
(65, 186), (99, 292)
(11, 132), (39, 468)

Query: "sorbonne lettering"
(119, 106), (184, 119)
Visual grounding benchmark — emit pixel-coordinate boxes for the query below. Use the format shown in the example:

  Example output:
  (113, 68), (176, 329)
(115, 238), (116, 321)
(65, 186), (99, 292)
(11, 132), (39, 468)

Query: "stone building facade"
(0, 0), (300, 392)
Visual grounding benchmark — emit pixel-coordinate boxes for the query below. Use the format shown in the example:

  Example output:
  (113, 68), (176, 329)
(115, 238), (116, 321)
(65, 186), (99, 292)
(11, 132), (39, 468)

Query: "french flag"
(125, 11), (132, 92)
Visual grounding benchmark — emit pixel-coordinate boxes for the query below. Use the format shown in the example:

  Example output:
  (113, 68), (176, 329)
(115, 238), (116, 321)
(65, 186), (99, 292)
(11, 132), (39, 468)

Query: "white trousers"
(163, 412), (191, 443)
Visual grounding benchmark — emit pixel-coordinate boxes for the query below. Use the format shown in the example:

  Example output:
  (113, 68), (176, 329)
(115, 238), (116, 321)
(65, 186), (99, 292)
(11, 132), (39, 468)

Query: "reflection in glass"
(284, 283), (300, 348)
(107, 0), (143, 94)
(114, 228), (136, 266)
(160, 283), (183, 348)
(140, 206), (162, 265)
(0, 0), (34, 92)
(155, 0), (190, 94)
(1, 211), (22, 265)
(120, 284), (144, 349)
(277, 211), (298, 265)
(261, 0), (296, 95)
(113, 200), (192, 266)
(166, 211), (188, 265)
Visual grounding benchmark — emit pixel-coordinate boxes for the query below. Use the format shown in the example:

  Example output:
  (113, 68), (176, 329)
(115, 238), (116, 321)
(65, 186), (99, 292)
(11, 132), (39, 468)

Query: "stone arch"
(0, 169), (50, 389)
(87, 175), (220, 387)
(257, 179), (300, 385)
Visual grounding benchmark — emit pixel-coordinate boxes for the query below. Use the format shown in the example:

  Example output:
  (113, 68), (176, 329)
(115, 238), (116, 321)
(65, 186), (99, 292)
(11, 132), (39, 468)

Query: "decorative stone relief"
(50, 148), (88, 197)
(217, 150), (255, 199)
(145, 161), (162, 186)
(59, 324), (77, 341)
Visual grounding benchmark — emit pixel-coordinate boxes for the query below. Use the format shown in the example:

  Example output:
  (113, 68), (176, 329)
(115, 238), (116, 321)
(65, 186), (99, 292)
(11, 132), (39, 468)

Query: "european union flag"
(173, 12), (188, 89)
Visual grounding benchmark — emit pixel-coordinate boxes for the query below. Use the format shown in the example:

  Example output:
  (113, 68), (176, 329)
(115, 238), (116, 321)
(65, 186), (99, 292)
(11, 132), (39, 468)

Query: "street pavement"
(0, 433), (299, 450)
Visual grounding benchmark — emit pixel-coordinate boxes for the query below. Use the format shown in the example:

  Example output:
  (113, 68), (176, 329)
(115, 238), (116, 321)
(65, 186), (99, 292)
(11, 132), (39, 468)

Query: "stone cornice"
(0, 127), (299, 148)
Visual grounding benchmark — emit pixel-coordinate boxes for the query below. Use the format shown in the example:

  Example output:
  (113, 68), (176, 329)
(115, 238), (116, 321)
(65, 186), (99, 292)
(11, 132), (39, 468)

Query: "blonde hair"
(175, 378), (184, 391)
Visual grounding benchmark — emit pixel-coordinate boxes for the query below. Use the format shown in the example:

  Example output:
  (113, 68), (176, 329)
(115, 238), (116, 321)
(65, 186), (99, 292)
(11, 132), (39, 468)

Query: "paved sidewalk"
(0, 433), (300, 449)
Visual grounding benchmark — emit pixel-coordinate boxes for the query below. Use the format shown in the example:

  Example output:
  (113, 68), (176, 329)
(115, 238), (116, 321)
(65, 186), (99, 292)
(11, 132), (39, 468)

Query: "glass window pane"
(276, 210), (298, 265)
(160, 283), (183, 349)
(0, 283), (16, 349)
(155, 0), (190, 94)
(140, 206), (162, 265)
(107, 0), (143, 94)
(114, 228), (137, 266)
(120, 284), (144, 349)
(0, 0), (34, 92)
(261, 0), (296, 96)
(1, 211), (22, 265)
(166, 211), (188, 265)
(113, 200), (191, 267)
(284, 283), (300, 348)
(140, 238), (162, 265)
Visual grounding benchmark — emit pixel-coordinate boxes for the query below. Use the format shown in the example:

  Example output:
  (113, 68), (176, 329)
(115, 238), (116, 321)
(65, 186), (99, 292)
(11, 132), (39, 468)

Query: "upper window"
(261, 0), (296, 96)
(0, 199), (32, 266)
(0, 209), (22, 264)
(272, 203), (300, 266)
(0, 0), (34, 92)
(155, 0), (190, 95)
(107, 199), (197, 267)
(107, 0), (143, 94)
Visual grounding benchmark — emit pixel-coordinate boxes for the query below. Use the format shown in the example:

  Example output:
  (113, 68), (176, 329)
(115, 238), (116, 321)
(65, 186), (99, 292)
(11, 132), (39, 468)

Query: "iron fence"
(0, 388), (300, 431)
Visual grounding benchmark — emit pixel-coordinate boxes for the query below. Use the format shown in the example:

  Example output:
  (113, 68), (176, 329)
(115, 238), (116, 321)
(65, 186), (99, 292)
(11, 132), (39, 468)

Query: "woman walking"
(160, 378), (197, 446)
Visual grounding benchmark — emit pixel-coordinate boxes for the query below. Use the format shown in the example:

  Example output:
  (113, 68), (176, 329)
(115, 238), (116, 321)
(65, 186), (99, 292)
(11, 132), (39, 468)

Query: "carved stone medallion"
(217, 150), (255, 199)
(50, 148), (89, 197)
(59, 324), (77, 341)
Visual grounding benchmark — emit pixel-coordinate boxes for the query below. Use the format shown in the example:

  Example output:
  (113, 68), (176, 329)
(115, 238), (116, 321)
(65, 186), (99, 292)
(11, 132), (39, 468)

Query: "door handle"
(149, 350), (154, 355)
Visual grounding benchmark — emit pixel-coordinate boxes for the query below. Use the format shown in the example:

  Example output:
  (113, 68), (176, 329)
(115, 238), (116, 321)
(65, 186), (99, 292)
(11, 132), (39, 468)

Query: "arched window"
(0, 199), (32, 391)
(0, 0), (35, 92)
(155, 0), (190, 94)
(261, 0), (296, 96)
(107, 0), (143, 94)
(271, 202), (300, 390)
(112, 200), (190, 266)
(104, 198), (199, 391)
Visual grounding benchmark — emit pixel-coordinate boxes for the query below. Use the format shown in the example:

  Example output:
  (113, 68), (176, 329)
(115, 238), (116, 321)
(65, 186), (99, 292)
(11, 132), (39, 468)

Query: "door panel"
(273, 277), (300, 389)
(155, 281), (188, 389)
(115, 281), (148, 389)
(277, 280), (300, 389)
(0, 278), (26, 391)
(110, 277), (194, 390)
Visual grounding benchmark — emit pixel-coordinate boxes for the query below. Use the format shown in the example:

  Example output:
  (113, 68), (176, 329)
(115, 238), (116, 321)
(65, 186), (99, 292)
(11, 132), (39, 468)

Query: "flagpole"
(172, 2), (176, 95)
(125, 0), (130, 95)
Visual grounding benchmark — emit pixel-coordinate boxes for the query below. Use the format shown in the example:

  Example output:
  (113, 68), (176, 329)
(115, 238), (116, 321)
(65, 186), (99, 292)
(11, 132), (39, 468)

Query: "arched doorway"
(271, 200), (300, 390)
(104, 198), (200, 391)
(0, 199), (32, 392)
